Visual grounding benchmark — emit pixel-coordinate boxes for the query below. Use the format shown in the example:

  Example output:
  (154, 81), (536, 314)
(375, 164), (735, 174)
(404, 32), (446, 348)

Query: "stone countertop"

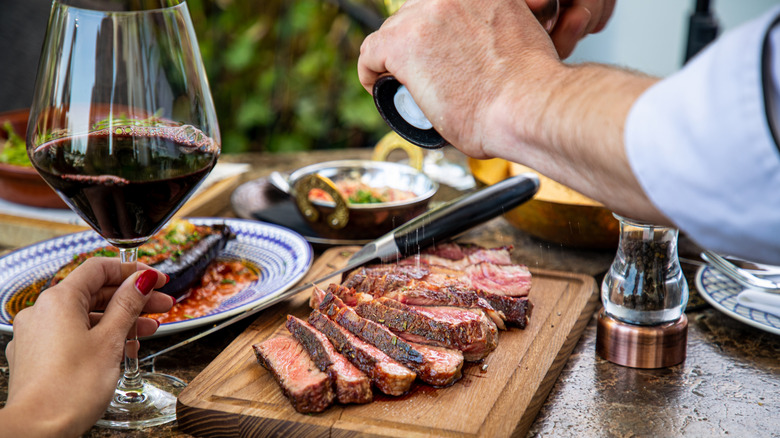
(0, 149), (778, 437)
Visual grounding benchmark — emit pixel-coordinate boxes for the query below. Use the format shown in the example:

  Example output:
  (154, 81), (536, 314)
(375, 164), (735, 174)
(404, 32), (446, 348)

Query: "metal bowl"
(287, 159), (438, 240)
(0, 109), (66, 209)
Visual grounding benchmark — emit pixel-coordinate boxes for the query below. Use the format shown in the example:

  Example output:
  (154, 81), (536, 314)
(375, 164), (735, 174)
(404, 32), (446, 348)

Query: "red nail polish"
(155, 319), (161, 329)
(163, 273), (170, 284)
(135, 270), (157, 295)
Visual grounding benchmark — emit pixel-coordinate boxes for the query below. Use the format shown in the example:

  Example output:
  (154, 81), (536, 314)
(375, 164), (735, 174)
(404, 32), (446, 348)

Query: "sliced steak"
(286, 315), (373, 404)
(321, 296), (464, 387)
(342, 265), (506, 329)
(345, 263), (533, 328)
(308, 310), (416, 396)
(355, 298), (498, 361)
(252, 335), (335, 413)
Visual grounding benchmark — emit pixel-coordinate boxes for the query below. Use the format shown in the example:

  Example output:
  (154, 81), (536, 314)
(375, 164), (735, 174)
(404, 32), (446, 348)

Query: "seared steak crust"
(253, 335), (335, 413)
(308, 310), (416, 396)
(477, 292), (533, 329)
(356, 298), (498, 361)
(286, 315), (373, 404)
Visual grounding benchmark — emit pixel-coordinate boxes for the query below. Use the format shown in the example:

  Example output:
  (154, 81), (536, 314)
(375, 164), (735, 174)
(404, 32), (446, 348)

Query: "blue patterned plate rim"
(0, 217), (313, 338)
(695, 265), (780, 336)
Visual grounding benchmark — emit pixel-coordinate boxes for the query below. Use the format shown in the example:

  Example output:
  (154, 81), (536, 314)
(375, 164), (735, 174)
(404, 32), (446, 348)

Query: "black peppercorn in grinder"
(373, 0), (560, 149)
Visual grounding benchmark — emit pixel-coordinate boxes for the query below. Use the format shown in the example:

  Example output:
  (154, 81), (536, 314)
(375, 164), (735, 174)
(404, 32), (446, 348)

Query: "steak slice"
(308, 310), (416, 396)
(321, 295), (464, 387)
(310, 283), (372, 309)
(463, 263), (532, 297)
(400, 255), (532, 297)
(477, 292), (533, 329)
(355, 298), (498, 361)
(423, 242), (515, 266)
(286, 315), (372, 404)
(403, 242), (515, 269)
(252, 334), (335, 413)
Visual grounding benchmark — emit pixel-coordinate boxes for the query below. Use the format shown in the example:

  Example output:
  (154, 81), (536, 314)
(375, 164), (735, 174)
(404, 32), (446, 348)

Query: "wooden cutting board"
(177, 246), (599, 438)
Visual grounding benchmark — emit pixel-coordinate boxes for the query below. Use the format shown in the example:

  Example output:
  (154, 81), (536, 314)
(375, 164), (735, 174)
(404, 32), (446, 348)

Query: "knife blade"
(139, 172), (539, 365)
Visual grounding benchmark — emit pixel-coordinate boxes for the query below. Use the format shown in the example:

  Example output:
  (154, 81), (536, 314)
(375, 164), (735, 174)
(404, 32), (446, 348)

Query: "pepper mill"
(596, 214), (689, 368)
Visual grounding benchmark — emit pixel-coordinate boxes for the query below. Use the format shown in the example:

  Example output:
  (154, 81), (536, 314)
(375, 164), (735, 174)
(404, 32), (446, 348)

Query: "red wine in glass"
(32, 127), (218, 247)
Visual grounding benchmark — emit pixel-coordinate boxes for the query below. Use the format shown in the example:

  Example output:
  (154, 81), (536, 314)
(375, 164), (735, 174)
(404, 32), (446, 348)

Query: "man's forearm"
(488, 61), (666, 223)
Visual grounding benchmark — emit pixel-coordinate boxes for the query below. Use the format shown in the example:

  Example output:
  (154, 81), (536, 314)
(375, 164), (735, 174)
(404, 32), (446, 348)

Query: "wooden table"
(0, 149), (778, 437)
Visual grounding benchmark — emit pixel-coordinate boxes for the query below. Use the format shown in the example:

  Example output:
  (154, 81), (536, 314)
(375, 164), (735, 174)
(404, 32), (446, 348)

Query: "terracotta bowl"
(0, 109), (66, 209)
(469, 158), (619, 249)
(288, 160), (438, 240)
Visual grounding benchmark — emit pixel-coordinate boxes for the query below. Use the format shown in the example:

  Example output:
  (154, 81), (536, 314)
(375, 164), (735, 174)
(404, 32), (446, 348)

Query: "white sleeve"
(625, 6), (780, 264)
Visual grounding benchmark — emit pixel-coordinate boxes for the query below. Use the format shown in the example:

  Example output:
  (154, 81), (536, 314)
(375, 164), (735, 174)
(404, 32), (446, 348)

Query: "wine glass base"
(96, 372), (187, 429)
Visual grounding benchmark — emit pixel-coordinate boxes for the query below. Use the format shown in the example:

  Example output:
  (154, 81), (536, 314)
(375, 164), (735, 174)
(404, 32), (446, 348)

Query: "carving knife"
(140, 172), (539, 364)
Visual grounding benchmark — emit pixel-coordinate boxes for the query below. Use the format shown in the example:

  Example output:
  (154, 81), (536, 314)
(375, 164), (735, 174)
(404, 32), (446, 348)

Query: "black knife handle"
(393, 173), (540, 257)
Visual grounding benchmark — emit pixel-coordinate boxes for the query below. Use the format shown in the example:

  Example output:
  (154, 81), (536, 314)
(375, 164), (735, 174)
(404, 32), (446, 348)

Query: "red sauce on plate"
(145, 260), (259, 324)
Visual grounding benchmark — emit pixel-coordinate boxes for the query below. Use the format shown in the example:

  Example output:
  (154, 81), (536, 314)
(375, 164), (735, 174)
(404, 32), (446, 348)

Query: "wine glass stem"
(118, 248), (142, 394)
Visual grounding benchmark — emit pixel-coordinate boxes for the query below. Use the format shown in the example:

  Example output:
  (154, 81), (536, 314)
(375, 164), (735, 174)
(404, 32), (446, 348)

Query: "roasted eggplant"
(155, 224), (234, 299)
(47, 219), (236, 301)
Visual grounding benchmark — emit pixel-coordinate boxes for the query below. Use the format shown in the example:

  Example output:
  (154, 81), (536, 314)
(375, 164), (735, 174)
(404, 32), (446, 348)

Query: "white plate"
(695, 265), (780, 336)
(0, 218), (313, 337)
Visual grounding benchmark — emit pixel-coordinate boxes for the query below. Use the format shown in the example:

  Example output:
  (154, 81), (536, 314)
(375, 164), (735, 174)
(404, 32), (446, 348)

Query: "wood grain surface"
(177, 246), (599, 438)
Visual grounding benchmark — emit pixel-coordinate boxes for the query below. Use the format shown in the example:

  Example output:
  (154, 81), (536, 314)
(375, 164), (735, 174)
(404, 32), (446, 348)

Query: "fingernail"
(162, 273), (170, 284)
(155, 319), (161, 329)
(135, 270), (157, 296)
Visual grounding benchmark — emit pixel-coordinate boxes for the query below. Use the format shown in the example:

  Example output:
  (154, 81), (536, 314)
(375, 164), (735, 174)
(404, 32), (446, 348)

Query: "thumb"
(96, 269), (167, 340)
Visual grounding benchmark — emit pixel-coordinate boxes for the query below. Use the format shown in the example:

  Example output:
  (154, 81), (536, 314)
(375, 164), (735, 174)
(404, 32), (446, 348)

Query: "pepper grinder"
(373, 0), (560, 149)
(596, 214), (689, 368)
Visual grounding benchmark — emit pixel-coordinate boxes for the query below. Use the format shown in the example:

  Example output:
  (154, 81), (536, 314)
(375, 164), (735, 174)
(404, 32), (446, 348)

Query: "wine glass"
(26, 0), (220, 429)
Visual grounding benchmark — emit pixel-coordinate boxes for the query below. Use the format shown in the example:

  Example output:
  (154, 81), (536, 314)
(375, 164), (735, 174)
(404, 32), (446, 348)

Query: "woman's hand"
(2, 257), (173, 437)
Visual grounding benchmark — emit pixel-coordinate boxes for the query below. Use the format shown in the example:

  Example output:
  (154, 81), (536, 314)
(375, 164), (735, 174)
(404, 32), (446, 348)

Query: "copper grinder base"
(596, 309), (688, 369)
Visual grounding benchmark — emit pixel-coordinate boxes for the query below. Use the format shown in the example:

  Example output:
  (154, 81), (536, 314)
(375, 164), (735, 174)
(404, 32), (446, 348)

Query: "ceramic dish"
(0, 108), (67, 208)
(695, 265), (780, 335)
(0, 218), (313, 338)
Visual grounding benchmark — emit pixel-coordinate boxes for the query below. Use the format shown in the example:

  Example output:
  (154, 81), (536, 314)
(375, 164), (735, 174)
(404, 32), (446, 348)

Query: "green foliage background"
(186, 0), (390, 154)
